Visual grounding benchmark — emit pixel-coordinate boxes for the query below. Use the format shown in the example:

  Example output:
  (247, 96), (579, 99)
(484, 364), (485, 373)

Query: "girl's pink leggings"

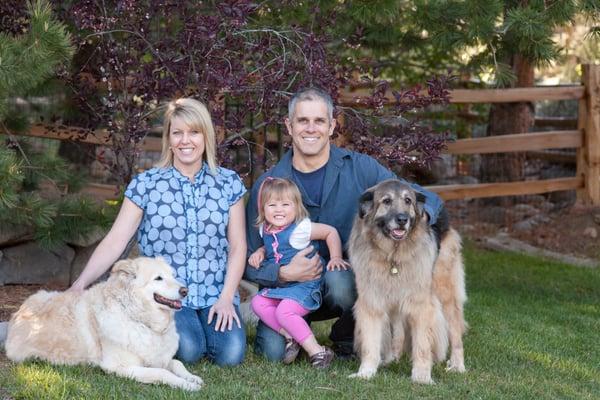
(251, 294), (313, 344)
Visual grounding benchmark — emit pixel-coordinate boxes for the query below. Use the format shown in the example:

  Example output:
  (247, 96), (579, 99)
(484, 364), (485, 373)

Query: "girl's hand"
(327, 257), (350, 271)
(208, 297), (241, 332)
(248, 248), (265, 269)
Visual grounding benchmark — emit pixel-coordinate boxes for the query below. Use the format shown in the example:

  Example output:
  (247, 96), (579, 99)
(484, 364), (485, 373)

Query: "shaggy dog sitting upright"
(348, 180), (466, 384)
(5, 257), (203, 391)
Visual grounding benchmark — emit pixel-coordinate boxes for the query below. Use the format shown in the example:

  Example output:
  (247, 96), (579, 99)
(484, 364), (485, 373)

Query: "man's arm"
(406, 181), (443, 225)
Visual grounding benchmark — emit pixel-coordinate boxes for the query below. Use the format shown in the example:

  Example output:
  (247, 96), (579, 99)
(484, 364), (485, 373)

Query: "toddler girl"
(249, 177), (349, 368)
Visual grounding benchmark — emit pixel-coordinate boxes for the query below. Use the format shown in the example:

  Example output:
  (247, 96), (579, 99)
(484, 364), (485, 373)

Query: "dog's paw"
(348, 367), (377, 380)
(446, 358), (466, 373)
(180, 379), (202, 391)
(381, 354), (398, 366)
(185, 374), (204, 386)
(411, 368), (434, 385)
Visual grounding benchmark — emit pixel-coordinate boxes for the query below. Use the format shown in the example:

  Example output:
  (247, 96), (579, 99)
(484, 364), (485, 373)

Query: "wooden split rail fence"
(10, 64), (600, 205)
(341, 64), (598, 204)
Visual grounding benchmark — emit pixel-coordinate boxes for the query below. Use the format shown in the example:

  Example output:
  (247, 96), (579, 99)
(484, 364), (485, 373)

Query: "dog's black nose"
(179, 287), (188, 297)
(395, 213), (409, 225)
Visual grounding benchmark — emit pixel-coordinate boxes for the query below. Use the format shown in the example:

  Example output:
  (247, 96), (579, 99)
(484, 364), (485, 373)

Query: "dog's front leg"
(382, 313), (405, 366)
(348, 302), (384, 380)
(167, 359), (204, 386)
(106, 364), (202, 391)
(408, 299), (446, 385)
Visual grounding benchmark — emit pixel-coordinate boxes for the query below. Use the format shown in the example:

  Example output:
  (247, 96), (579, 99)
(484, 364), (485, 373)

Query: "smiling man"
(244, 87), (445, 361)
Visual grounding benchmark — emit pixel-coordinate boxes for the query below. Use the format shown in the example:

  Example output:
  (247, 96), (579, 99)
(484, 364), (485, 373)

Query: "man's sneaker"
(309, 346), (334, 369)
(282, 338), (301, 364)
(332, 343), (356, 361)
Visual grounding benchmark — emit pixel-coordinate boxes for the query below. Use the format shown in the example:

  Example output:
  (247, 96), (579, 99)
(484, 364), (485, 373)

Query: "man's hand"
(279, 246), (322, 283)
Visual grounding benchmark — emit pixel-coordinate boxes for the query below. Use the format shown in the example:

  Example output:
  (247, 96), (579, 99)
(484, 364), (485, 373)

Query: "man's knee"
(254, 322), (285, 361)
(323, 269), (356, 310)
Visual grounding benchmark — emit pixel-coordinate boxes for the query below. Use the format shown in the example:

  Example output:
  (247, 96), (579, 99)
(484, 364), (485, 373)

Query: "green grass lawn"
(1, 244), (599, 399)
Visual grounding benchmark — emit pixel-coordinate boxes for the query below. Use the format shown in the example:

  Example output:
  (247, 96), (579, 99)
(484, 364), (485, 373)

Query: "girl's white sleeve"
(289, 218), (312, 250)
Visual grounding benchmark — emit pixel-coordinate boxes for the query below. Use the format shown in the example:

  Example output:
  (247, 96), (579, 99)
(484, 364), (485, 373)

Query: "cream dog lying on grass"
(5, 257), (203, 391)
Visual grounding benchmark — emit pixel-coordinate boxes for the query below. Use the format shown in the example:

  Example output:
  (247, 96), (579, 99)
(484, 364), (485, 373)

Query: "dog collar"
(390, 262), (399, 275)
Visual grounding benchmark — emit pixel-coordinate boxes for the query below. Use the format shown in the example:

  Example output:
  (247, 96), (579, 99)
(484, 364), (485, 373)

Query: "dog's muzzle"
(154, 286), (187, 310)
(379, 213), (410, 241)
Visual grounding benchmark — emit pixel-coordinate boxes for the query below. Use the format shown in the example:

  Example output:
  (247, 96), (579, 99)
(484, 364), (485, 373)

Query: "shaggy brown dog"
(5, 257), (203, 391)
(348, 180), (466, 384)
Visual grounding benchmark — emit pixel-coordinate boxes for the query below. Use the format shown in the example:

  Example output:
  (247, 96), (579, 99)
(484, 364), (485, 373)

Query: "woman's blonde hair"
(155, 98), (218, 174)
(255, 177), (309, 227)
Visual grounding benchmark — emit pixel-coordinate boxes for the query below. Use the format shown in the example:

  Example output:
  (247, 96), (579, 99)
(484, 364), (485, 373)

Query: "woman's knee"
(176, 331), (206, 363)
(214, 330), (247, 367)
(175, 307), (206, 363)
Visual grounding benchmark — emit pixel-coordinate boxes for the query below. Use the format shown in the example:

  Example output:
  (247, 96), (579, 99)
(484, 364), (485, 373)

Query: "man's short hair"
(288, 87), (334, 121)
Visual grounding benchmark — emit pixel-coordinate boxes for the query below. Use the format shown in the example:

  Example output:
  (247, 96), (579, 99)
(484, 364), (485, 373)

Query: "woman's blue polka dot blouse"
(124, 164), (247, 309)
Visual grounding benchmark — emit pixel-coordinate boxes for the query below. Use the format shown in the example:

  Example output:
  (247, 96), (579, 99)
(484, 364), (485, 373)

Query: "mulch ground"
(509, 204), (600, 260)
(450, 203), (600, 262)
(0, 284), (67, 322)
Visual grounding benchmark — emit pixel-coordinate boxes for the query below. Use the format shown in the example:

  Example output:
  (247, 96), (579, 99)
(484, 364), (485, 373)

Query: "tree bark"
(480, 54), (535, 192)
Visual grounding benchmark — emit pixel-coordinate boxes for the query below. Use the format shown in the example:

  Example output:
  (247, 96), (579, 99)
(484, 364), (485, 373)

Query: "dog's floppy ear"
(111, 259), (137, 279)
(358, 189), (374, 219)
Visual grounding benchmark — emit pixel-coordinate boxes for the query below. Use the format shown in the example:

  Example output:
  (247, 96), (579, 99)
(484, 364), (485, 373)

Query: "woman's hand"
(326, 257), (350, 271)
(248, 248), (266, 269)
(208, 297), (241, 332)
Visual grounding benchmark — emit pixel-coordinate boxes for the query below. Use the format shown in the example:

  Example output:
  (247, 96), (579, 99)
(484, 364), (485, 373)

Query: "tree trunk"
(480, 54), (535, 193)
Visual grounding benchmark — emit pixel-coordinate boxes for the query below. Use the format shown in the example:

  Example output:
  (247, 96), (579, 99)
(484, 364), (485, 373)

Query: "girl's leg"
(275, 299), (323, 357)
(174, 306), (207, 363)
(251, 294), (285, 334)
(198, 305), (246, 367)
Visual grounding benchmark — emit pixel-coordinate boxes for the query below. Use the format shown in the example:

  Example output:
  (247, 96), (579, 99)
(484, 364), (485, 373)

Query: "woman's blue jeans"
(175, 305), (246, 366)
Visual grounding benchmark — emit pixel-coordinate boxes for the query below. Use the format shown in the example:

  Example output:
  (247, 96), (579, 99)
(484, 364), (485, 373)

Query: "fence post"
(578, 64), (600, 205)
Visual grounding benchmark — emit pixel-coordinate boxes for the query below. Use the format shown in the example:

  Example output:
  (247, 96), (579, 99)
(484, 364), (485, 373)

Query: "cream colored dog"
(5, 257), (203, 391)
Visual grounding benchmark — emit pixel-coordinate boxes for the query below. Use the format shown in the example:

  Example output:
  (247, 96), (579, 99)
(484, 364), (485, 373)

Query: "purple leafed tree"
(59, 0), (449, 186)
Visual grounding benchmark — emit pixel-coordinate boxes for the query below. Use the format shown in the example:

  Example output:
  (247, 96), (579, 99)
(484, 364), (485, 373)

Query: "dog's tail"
(436, 228), (468, 334)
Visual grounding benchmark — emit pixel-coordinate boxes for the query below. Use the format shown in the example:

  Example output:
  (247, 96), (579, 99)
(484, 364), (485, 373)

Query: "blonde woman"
(71, 98), (247, 366)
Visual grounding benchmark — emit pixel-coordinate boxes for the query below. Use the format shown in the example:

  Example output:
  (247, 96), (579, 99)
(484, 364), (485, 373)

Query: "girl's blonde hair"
(255, 177), (309, 227)
(155, 98), (218, 174)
